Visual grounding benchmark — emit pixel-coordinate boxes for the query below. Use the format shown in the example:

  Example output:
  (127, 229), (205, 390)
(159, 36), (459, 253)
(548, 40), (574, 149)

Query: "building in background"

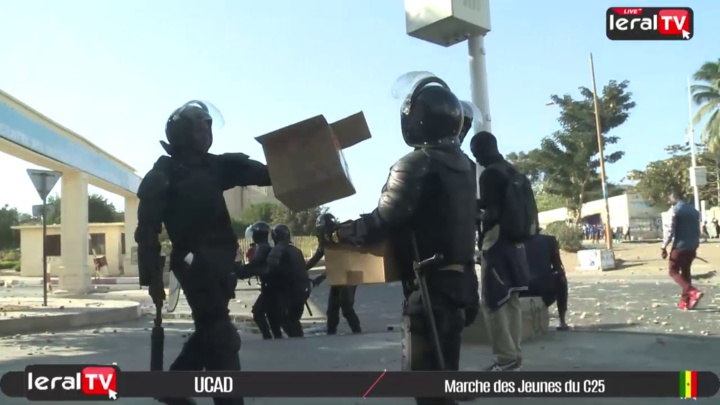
(539, 192), (665, 239)
(12, 222), (127, 277)
(223, 186), (278, 218)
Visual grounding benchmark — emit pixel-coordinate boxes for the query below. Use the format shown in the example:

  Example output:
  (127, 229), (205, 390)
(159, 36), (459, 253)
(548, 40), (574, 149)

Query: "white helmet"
(244, 225), (254, 240)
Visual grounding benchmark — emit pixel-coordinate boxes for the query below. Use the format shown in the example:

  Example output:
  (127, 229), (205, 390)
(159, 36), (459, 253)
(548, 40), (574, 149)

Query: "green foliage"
(509, 80), (635, 221)
(534, 192), (566, 212)
(44, 194), (124, 224)
(691, 59), (720, 152)
(237, 203), (330, 236)
(542, 221), (583, 252)
(239, 202), (276, 224)
(0, 249), (20, 261)
(0, 205), (21, 250)
(0, 260), (19, 270)
(271, 205), (329, 236)
(627, 144), (720, 208)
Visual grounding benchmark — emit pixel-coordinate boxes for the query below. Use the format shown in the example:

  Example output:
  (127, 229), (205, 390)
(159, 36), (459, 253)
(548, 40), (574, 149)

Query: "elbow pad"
(376, 151), (429, 226)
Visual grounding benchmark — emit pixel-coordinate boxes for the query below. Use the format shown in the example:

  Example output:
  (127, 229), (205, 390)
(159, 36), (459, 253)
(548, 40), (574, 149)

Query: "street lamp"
(686, 77), (705, 213)
(404, 0), (492, 197)
(544, 54), (613, 250)
(589, 53), (613, 250)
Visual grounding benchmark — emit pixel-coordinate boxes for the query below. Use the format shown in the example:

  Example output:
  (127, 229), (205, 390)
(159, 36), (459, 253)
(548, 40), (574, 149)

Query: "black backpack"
(487, 162), (538, 243)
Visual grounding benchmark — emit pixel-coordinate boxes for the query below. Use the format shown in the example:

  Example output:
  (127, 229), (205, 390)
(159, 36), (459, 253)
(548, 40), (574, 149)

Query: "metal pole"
(687, 77), (701, 212)
(589, 53), (613, 250)
(41, 193), (48, 306)
(468, 34), (491, 199)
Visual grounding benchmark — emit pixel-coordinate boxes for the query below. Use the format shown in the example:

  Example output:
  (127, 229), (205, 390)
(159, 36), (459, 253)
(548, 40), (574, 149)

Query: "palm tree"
(691, 59), (720, 151)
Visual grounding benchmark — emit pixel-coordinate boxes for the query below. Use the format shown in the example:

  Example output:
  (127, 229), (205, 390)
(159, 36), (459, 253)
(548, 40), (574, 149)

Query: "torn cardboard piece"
(324, 242), (402, 286)
(255, 112), (372, 212)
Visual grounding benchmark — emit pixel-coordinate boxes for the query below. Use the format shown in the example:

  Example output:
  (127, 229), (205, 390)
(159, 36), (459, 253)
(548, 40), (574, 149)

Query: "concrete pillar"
(59, 171), (91, 293)
(123, 195), (139, 276)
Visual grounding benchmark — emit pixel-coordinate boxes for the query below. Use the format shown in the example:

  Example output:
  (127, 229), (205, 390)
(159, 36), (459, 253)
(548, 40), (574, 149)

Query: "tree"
(0, 205), (21, 250)
(627, 145), (692, 209)
(238, 202), (277, 224)
(533, 80), (635, 221)
(534, 192), (566, 212)
(506, 150), (543, 186)
(691, 59), (720, 152)
(44, 193), (124, 224)
(272, 205), (329, 236)
(625, 144), (720, 208)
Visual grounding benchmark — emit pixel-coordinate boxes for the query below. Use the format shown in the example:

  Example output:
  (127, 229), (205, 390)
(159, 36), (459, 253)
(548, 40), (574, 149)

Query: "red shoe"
(688, 290), (704, 309)
(678, 300), (689, 310)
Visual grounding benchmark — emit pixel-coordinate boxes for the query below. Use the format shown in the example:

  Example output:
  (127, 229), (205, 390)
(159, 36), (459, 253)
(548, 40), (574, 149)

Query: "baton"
(305, 301), (313, 317)
(410, 234), (446, 370)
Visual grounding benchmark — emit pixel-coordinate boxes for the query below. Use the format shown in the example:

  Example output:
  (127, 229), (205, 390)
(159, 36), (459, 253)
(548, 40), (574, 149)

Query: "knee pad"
(207, 320), (241, 353)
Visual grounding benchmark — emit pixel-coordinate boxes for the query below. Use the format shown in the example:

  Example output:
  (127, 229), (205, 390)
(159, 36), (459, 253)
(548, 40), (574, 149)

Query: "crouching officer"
(318, 74), (478, 405)
(136, 100), (271, 405)
(308, 213), (362, 334)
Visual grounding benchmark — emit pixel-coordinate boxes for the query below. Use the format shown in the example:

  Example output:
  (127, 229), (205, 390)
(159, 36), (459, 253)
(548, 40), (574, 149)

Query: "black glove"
(313, 274), (327, 287)
(464, 305), (479, 327)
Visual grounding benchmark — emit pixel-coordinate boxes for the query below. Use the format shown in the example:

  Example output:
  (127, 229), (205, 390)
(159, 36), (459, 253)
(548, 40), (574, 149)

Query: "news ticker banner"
(0, 365), (718, 401)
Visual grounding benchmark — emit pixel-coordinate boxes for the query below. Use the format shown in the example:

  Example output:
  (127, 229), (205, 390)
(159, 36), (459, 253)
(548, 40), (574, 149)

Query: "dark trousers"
(327, 285), (361, 333)
(521, 273), (568, 317)
(402, 289), (464, 405)
(272, 285), (308, 338)
(168, 247), (244, 405)
(252, 290), (283, 339)
(669, 248), (697, 300)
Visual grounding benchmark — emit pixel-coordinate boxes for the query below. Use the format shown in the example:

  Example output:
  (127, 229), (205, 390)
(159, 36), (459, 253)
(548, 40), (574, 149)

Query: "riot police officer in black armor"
(239, 222), (283, 339)
(267, 224), (312, 337)
(308, 213), (362, 334)
(319, 75), (479, 405)
(135, 100), (271, 405)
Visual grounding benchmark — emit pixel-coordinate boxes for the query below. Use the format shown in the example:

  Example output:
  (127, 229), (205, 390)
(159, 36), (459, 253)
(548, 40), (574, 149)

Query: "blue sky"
(0, 0), (716, 220)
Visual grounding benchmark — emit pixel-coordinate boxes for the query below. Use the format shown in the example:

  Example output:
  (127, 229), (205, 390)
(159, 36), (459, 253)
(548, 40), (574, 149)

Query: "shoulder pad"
(137, 157), (171, 200)
(391, 150), (430, 177)
(216, 153), (250, 163)
(423, 148), (472, 172)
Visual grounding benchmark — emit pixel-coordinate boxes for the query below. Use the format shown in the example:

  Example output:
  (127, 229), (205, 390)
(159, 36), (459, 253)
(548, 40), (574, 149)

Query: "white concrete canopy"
(0, 89), (142, 293)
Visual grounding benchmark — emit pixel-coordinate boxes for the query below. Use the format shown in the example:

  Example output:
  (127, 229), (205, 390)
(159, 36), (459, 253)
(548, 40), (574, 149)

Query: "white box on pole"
(405, 0), (491, 47)
(690, 166), (707, 187)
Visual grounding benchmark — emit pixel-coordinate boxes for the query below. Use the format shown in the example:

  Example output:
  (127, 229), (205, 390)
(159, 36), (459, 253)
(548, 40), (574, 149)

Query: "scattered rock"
(579, 312), (588, 319)
(652, 303), (662, 308)
(636, 316), (644, 321)
(661, 322), (669, 326)
(701, 330), (710, 336)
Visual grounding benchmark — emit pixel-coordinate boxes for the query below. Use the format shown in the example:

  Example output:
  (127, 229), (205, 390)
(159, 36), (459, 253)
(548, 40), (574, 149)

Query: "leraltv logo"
(25, 364), (119, 401)
(606, 7), (693, 40)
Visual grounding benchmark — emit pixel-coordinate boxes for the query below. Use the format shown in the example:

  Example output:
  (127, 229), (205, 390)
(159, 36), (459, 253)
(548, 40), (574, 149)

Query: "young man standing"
(471, 131), (531, 372)
(661, 190), (704, 310)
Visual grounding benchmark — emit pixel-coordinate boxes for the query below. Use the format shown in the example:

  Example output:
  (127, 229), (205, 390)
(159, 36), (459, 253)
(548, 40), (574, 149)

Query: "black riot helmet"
(271, 224), (292, 244)
(162, 100), (224, 156)
(315, 213), (337, 237)
(458, 100), (475, 145)
(399, 76), (464, 148)
(250, 221), (271, 244)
